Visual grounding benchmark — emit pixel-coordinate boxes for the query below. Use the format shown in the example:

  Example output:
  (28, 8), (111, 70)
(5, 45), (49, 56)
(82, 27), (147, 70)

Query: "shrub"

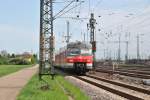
(0, 57), (9, 65)
(9, 58), (31, 65)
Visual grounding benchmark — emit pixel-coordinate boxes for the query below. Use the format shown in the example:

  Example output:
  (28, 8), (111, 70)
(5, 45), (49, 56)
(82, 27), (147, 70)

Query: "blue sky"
(0, 0), (39, 54)
(0, 0), (150, 59)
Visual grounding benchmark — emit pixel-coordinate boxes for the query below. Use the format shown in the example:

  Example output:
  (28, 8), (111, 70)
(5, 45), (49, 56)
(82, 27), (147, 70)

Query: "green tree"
(0, 56), (9, 65)
(11, 53), (16, 58)
(29, 54), (38, 64)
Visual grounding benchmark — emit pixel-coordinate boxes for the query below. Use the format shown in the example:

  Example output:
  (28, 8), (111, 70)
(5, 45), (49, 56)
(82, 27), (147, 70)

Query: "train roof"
(67, 41), (91, 49)
(56, 41), (92, 55)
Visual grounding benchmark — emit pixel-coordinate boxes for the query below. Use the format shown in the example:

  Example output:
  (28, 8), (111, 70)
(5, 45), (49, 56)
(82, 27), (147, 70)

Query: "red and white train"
(55, 41), (93, 74)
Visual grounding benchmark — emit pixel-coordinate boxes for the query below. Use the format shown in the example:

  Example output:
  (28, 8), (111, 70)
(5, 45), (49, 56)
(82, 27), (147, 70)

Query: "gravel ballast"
(65, 76), (127, 100)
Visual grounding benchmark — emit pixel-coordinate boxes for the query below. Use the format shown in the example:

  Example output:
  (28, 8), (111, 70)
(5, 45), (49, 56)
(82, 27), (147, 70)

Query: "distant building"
(16, 52), (33, 62)
(0, 50), (8, 57)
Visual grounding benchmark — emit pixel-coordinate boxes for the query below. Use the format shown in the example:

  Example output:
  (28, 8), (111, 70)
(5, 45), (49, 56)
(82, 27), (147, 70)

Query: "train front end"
(66, 48), (93, 74)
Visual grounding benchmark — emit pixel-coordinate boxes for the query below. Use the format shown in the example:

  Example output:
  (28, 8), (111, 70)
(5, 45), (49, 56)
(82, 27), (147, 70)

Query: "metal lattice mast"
(118, 32), (121, 63)
(65, 21), (71, 48)
(39, 0), (55, 79)
(137, 34), (140, 61)
(89, 13), (96, 70)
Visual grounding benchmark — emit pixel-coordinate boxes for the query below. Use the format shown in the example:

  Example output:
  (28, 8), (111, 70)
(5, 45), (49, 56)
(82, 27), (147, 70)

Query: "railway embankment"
(17, 72), (89, 100)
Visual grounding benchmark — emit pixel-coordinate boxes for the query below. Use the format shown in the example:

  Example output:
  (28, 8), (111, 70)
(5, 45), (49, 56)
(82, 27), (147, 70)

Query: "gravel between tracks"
(65, 76), (127, 100)
(91, 72), (150, 90)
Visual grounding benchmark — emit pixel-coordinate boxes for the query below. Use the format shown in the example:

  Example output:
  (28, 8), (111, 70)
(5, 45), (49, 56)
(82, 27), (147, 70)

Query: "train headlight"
(86, 59), (92, 63)
(68, 59), (73, 63)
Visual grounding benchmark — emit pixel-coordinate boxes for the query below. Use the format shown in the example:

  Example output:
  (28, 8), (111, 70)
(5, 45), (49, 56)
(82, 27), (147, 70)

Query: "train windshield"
(67, 49), (80, 56)
(67, 49), (92, 56)
(80, 49), (92, 56)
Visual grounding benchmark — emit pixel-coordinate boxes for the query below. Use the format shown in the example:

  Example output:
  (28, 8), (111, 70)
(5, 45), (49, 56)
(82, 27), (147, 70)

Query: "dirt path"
(0, 65), (38, 100)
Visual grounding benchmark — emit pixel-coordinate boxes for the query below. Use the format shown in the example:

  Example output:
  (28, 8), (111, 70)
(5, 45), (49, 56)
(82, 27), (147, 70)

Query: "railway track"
(74, 74), (150, 100)
(96, 68), (150, 79)
(96, 65), (150, 75)
(116, 69), (150, 75)
(97, 66), (150, 71)
(56, 67), (150, 99)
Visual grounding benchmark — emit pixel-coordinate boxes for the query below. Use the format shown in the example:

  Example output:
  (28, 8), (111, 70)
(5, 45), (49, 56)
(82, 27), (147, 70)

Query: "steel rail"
(86, 74), (150, 95)
(74, 75), (143, 100)
(96, 69), (150, 79)
(116, 69), (150, 75)
(96, 67), (150, 75)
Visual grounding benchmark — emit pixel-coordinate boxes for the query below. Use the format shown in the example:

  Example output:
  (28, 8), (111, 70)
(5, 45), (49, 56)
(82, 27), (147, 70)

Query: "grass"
(17, 74), (90, 100)
(0, 65), (32, 77)
(56, 76), (89, 100)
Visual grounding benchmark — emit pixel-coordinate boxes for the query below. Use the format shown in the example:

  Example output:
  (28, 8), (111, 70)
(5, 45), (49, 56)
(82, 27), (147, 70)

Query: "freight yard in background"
(0, 0), (150, 100)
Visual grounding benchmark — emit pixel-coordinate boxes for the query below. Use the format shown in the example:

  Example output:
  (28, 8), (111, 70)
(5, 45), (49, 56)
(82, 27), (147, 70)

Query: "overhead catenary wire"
(54, 0), (75, 18)
(53, 0), (76, 3)
(77, 0), (82, 16)
(100, 5), (150, 32)
(88, 0), (91, 16)
(57, 16), (88, 20)
(54, 1), (85, 20)
(93, 0), (103, 13)
(96, 0), (103, 6)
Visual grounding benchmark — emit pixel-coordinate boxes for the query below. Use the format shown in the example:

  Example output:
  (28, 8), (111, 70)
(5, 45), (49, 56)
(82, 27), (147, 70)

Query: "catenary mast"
(39, 0), (55, 79)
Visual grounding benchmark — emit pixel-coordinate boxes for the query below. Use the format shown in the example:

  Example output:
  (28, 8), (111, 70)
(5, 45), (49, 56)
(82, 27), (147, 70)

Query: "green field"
(17, 75), (90, 100)
(0, 65), (32, 77)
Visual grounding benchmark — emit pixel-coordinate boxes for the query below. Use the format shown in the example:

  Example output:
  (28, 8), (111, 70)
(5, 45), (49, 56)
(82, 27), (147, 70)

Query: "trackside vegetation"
(17, 75), (90, 100)
(0, 65), (32, 77)
(0, 50), (38, 65)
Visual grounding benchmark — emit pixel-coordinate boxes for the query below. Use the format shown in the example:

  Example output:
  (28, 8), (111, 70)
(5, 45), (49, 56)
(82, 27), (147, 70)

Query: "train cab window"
(81, 49), (92, 56)
(67, 49), (80, 56)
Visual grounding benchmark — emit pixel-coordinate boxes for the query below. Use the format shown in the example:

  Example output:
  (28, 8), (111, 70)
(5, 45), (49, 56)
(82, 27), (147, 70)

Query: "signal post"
(89, 13), (96, 70)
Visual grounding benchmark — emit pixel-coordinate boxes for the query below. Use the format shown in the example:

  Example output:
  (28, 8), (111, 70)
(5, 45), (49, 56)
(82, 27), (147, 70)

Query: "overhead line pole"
(39, 0), (44, 80)
(125, 40), (129, 62)
(50, 0), (55, 79)
(137, 34), (140, 62)
(39, 0), (84, 80)
(89, 13), (96, 70)
(39, 0), (55, 80)
(65, 21), (71, 48)
(125, 32), (130, 63)
(118, 32), (121, 63)
(118, 25), (123, 64)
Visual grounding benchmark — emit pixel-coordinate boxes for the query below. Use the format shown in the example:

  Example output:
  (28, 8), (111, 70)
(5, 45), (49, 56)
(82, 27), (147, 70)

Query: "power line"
(54, 0), (75, 18)
(54, 1), (84, 20)
(101, 5), (150, 31)
(53, 0), (76, 3)
(39, 0), (85, 79)
(88, 0), (91, 16)
(93, 0), (103, 13)
(57, 16), (88, 20)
